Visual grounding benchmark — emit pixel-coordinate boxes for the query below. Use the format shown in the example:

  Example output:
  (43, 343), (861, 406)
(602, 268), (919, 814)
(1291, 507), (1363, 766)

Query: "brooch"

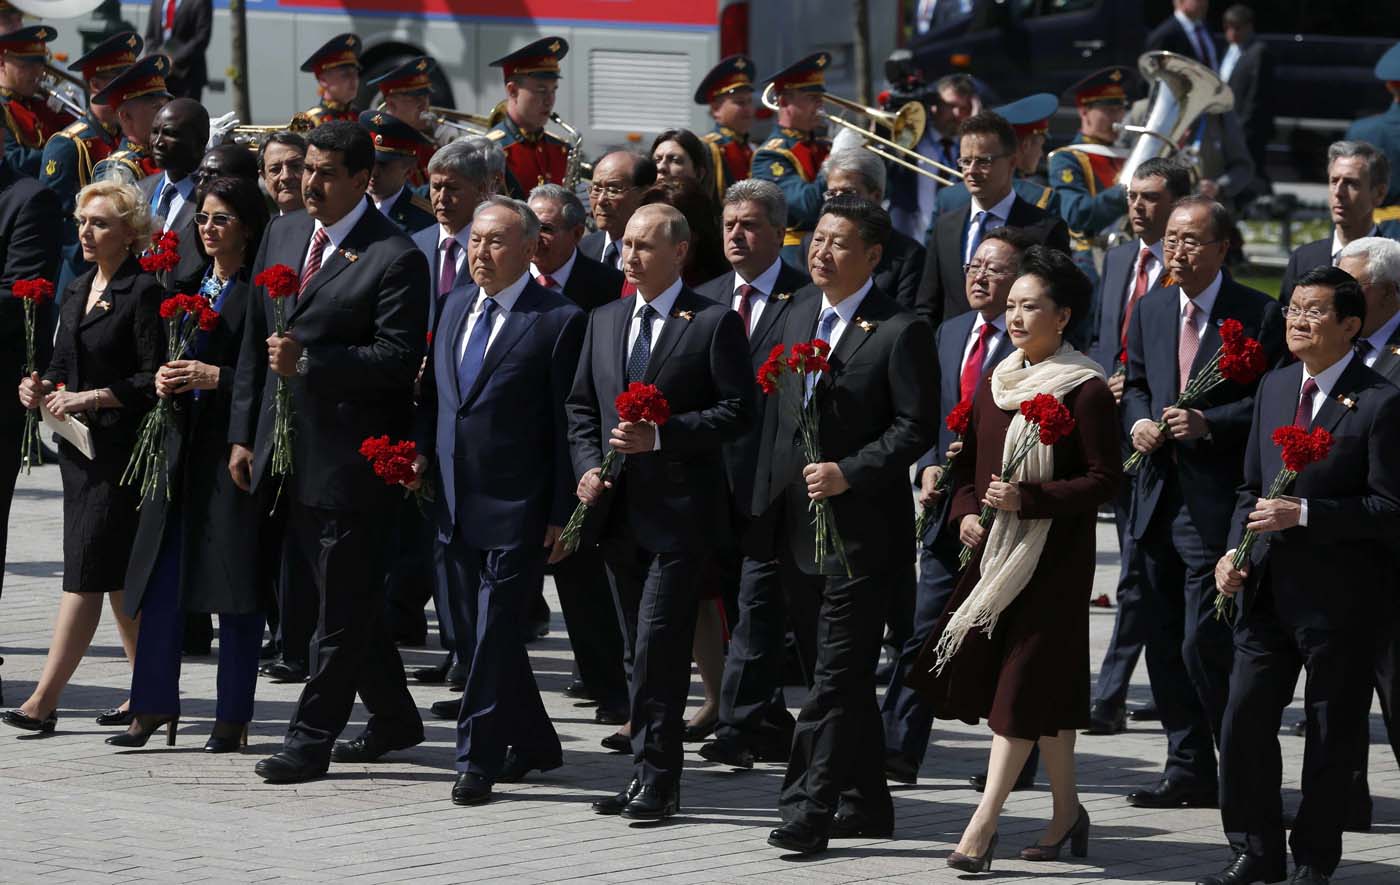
(672, 309), (695, 321)
(855, 317), (876, 333)
(773, 291), (793, 301)
(1337, 393), (1358, 410)
(338, 248), (359, 263)
(1389, 344), (1400, 357)
(94, 300), (110, 312)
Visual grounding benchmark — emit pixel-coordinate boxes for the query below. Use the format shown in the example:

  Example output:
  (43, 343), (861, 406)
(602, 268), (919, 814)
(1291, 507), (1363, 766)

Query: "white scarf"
(931, 342), (1104, 674)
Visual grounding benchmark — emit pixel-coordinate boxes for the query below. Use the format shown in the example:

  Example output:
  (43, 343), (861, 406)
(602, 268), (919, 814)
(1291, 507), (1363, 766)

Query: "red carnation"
(757, 355), (783, 394)
(945, 398), (973, 436)
(426, 330), (434, 347)
(13, 278), (54, 303)
(197, 306), (220, 332)
(1021, 393), (1076, 445)
(1274, 424), (1333, 473)
(1218, 317), (1244, 348)
(615, 382), (670, 425)
(1219, 338), (1267, 385)
(255, 263), (300, 299)
(360, 436), (426, 491)
(139, 230), (181, 273)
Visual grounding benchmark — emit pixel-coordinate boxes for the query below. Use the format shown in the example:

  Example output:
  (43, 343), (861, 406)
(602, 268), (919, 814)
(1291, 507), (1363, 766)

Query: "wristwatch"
(295, 349), (310, 376)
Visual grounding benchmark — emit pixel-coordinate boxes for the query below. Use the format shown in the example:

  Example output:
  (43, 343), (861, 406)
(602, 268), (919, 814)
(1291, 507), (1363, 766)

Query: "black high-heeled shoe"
(947, 832), (998, 873)
(2, 708), (57, 734)
(1020, 804), (1089, 861)
(105, 715), (178, 748)
(204, 721), (249, 753)
(95, 706), (134, 727)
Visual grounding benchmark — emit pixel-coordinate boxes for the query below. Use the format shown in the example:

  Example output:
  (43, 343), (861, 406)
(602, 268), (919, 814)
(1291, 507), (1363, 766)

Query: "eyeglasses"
(588, 182), (634, 199)
(1162, 235), (1221, 254)
(1283, 305), (1334, 324)
(956, 153), (1010, 171)
(194, 212), (235, 227)
(822, 187), (860, 200)
(963, 261), (1016, 279)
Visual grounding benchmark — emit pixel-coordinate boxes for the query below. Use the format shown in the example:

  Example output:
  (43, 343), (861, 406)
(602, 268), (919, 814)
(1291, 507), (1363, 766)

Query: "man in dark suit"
(915, 111), (1070, 330)
(413, 196), (585, 806)
(883, 227), (1026, 786)
(229, 121), (429, 783)
(145, 0), (212, 101)
(527, 182), (628, 723)
(1146, 0), (1219, 71)
(578, 151), (657, 271)
(820, 149), (924, 312)
(1206, 266), (1400, 885)
(1122, 196), (1285, 810)
(568, 203), (752, 820)
(1280, 141), (1392, 305)
(1221, 5), (1273, 189)
(759, 197), (937, 854)
(0, 155), (61, 702)
(694, 178), (812, 770)
(1086, 157), (1192, 735)
(138, 98), (208, 290)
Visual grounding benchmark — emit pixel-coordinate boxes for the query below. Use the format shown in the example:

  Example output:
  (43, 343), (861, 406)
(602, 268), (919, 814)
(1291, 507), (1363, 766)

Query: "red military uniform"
(487, 36), (572, 197)
(301, 34), (363, 128)
(695, 55), (757, 200)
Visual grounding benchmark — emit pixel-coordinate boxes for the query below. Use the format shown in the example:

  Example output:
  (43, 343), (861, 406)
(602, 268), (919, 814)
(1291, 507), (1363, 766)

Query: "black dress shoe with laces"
(1289, 866), (1327, 884)
(447, 658), (468, 690)
(830, 812), (893, 839)
(411, 653), (453, 684)
(452, 771), (492, 806)
(768, 820), (828, 855)
(262, 659), (308, 683)
(2, 708), (57, 733)
(430, 698), (461, 719)
(255, 752), (329, 784)
(1084, 703), (1127, 735)
(621, 784), (679, 821)
(497, 750), (562, 783)
(330, 731), (423, 763)
(698, 738), (754, 769)
(592, 778), (641, 815)
(1195, 851), (1286, 885)
(1127, 777), (1217, 808)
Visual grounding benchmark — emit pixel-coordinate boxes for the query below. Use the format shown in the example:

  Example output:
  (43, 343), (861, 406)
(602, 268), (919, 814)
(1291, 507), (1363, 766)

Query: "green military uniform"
(93, 136), (157, 184)
(380, 185), (435, 235)
(41, 113), (123, 287)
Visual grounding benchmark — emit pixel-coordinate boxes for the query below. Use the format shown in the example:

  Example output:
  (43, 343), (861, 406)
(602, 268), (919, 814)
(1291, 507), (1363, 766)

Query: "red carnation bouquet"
(255, 263), (299, 481)
(958, 393), (1077, 569)
(1215, 424), (1333, 621)
(121, 293), (220, 502)
(1124, 318), (1268, 472)
(558, 382), (671, 555)
(914, 398), (972, 544)
(758, 339), (851, 575)
(359, 436), (434, 510)
(139, 230), (180, 274)
(14, 278), (55, 473)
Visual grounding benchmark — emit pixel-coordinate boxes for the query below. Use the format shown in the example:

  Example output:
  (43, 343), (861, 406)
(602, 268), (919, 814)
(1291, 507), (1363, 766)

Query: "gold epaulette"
(1374, 205), (1400, 224)
(410, 192), (433, 214)
(701, 131), (722, 144)
(484, 128), (506, 142)
(59, 120), (88, 138)
(761, 137), (787, 150)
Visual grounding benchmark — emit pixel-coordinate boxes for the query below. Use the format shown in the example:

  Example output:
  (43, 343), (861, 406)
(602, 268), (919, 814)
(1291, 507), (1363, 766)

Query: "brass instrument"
(38, 67), (86, 120)
(549, 111), (586, 188)
(761, 82), (960, 186)
(231, 113), (316, 146)
(425, 105), (498, 137)
(1117, 50), (1233, 185)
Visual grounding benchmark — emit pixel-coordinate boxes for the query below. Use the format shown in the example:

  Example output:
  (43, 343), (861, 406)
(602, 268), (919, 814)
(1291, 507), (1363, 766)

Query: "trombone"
(424, 105), (500, 137)
(761, 82), (961, 187)
(230, 113), (316, 146)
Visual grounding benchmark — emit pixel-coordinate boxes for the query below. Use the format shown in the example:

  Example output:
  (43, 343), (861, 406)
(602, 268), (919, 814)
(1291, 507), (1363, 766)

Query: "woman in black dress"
(109, 176), (271, 750)
(4, 181), (162, 734)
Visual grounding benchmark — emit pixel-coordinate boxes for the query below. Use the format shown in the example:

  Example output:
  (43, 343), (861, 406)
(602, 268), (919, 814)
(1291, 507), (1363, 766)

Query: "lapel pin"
(672, 309), (695, 321)
(774, 291), (793, 301)
(1337, 393), (1357, 410)
(856, 317), (876, 333)
(1388, 344), (1400, 357)
(339, 248), (359, 263)
(94, 300), (110, 311)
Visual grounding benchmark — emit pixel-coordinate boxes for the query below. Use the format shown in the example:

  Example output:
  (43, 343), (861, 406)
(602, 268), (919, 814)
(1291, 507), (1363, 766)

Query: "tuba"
(1118, 50), (1234, 185)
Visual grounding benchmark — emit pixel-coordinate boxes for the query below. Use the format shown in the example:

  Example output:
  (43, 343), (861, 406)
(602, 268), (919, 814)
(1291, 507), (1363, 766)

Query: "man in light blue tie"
(137, 97), (208, 289)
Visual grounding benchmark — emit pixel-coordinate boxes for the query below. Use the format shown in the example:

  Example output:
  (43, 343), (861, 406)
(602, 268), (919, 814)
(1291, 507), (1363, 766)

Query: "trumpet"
(231, 113), (316, 145)
(761, 82), (960, 186)
(38, 68), (86, 120)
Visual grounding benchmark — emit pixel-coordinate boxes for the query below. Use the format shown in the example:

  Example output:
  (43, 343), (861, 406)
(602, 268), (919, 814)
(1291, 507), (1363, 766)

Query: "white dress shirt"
(965, 188), (1018, 263)
(303, 195), (370, 272)
(1332, 225), (1378, 263)
(1133, 238), (1167, 292)
(961, 313), (1008, 374)
(626, 278), (684, 450)
(531, 248), (578, 292)
(456, 270), (529, 363)
(153, 173), (195, 232)
(817, 277), (874, 350)
(1179, 271), (1224, 344)
(733, 257), (784, 332)
(1220, 42), (1242, 83)
(372, 186), (407, 218)
(1292, 350), (1355, 526)
(1360, 308), (1400, 368)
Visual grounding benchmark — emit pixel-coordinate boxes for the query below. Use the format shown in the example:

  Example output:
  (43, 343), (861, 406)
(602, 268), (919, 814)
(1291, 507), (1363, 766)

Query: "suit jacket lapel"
(79, 260), (137, 330)
(642, 290), (695, 384)
(462, 286), (543, 406)
(1372, 326), (1400, 384)
(447, 282), (479, 400)
(290, 205), (375, 320)
(1191, 291), (1228, 378)
(820, 291), (881, 395)
(1149, 293), (1178, 393)
(1312, 358), (1368, 435)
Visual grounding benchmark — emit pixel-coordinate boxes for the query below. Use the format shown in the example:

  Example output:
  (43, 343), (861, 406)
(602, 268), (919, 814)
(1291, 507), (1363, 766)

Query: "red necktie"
(165, 0), (176, 31)
(735, 283), (755, 337)
(299, 227), (328, 299)
(1177, 300), (1201, 394)
(536, 274), (558, 289)
(1294, 378), (1318, 428)
(438, 239), (458, 297)
(960, 322), (996, 404)
(1120, 246), (1154, 352)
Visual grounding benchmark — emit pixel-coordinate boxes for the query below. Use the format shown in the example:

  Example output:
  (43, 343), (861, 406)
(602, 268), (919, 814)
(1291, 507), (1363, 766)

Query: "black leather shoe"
(1129, 704), (1160, 721)
(95, 707), (133, 726)
(600, 732), (631, 753)
(970, 767), (1035, 792)
(263, 660), (308, 683)
(1084, 703), (1127, 735)
(698, 739), (754, 770)
(330, 731), (423, 763)
(2, 708), (57, 733)
(1194, 851), (1285, 885)
(255, 752), (328, 784)
(1289, 866), (1327, 884)
(452, 771), (492, 806)
(204, 721), (248, 754)
(563, 679), (593, 699)
(498, 750), (562, 783)
(430, 698), (460, 720)
(1127, 777), (1217, 808)
(830, 813), (893, 839)
(884, 756), (918, 785)
(594, 705), (628, 726)
(411, 653), (453, 684)
(768, 820), (828, 855)
(621, 784), (679, 820)
(592, 778), (641, 815)
(447, 658), (468, 690)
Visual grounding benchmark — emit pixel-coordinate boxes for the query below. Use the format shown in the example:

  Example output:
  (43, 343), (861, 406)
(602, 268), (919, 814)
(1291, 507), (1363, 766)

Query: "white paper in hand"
(41, 407), (94, 460)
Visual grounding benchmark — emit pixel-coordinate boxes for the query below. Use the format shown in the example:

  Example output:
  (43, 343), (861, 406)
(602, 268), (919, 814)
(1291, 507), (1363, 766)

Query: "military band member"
(696, 54), (756, 201)
(751, 52), (833, 267)
(91, 55), (172, 184)
(366, 55), (442, 185)
(360, 109), (435, 235)
(300, 33), (362, 127)
(0, 1), (21, 34)
(486, 36), (570, 198)
(935, 93), (1060, 218)
(1348, 42), (1400, 219)
(1049, 67), (1132, 284)
(0, 25), (67, 176)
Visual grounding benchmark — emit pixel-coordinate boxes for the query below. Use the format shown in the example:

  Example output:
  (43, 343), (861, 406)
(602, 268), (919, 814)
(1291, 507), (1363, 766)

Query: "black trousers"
(1219, 596), (1374, 878)
(443, 539), (559, 780)
(276, 535), (318, 668)
(602, 539), (705, 790)
(282, 502), (423, 761)
(779, 565), (895, 833)
(383, 494), (435, 645)
(553, 542), (627, 710)
(1137, 480), (1233, 785)
(1091, 476), (1147, 713)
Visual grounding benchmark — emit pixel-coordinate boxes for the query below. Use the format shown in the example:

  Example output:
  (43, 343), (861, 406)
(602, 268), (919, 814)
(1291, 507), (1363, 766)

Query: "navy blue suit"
(417, 276), (585, 779)
(1121, 275), (1284, 787)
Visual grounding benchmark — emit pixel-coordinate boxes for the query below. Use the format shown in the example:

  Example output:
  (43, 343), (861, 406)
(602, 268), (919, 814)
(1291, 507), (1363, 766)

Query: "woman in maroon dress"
(911, 246), (1120, 872)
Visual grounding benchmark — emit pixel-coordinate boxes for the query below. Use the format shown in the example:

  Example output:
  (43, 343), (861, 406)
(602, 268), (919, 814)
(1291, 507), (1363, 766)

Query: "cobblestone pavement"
(2, 465), (1397, 884)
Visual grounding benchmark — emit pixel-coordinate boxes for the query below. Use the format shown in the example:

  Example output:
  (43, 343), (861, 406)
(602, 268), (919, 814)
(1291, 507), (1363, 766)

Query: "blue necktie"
(603, 240), (620, 269)
(456, 295), (497, 395)
(806, 307), (839, 403)
(155, 180), (177, 228)
(626, 303), (657, 383)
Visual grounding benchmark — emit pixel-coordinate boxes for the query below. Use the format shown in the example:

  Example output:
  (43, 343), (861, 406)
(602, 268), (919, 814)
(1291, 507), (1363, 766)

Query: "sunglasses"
(194, 212), (236, 227)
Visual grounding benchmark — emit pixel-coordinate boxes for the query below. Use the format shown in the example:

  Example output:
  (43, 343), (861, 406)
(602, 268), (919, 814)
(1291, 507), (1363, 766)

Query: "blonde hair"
(75, 180), (155, 254)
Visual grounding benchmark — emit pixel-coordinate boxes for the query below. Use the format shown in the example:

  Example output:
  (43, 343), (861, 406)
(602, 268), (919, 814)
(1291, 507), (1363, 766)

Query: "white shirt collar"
(1363, 307), (1400, 358)
(1139, 237), (1165, 263)
(1332, 225), (1378, 262)
(636, 277), (683, 319)
(969, 187), (1017, 223)
(736, 257), (784, 295)
(479, 270), (531, 314)
(315, 195), (370, 248)
(1174, 9), (1203, 29)
(373, 186), (407, 216)
(1303, 350), (1354, 397)
(438, 222), (470, 252)
(531, 247), (579, 288)
(822, 277), (874, 323)
(1179, 270), (1224, 319)
(163, 172), (194, 198)
(971, 311), (1008, 336)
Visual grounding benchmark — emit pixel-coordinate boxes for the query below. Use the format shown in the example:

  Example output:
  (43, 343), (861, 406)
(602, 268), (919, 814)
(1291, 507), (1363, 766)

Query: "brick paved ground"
(2, 464), (1397, 884)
